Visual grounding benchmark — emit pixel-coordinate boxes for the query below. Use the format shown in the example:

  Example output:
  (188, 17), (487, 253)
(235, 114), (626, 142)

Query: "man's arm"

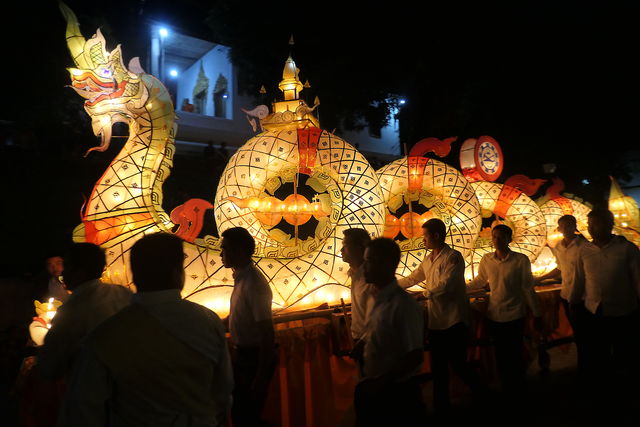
(37, 307), (76, 379)
(521, 257), (541, 318)
(536, 268), (561, 284)
(467, 258), (489, 291)
(398, 261), (426, 289)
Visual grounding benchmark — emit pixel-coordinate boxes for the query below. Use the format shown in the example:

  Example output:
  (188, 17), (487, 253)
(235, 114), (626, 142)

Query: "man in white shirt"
(400, 218), (483, 412)
(221, 227), (276, 427)
(340, 228), (373, 365)
(576, 209), (640, 378)
(355, 238), (426, 426)
(468, 224), (542, 393)
(537, 215), (588, 370)
(64, 233), (233, 427)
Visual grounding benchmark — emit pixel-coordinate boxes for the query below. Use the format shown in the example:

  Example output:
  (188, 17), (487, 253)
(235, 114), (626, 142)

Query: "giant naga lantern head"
(62, 2), (385, 314)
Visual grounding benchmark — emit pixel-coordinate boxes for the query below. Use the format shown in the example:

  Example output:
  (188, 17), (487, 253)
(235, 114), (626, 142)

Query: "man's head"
(341, 228), (371, 266)
(130, 233), (185, 292)
(45, 256), (64, 279)
(557, 215), (577, 239)
(491, 224), (513, 252)
(422, 218), (447, 250)
(587, 209), (614, 241)
(62, 243), (106, 291)
(363, 238), (400, 288)
(220, 227), (255, 269)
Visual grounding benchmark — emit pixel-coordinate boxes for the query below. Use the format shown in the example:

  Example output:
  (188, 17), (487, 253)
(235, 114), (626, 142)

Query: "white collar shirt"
(552, 235), (587, 303)
(363, 280), (424, 381)
(399, 244), (469, 330)
(468, 251), (541, 322)
(576, 235), (640, 315)
(348, 265), (375, 340)
(229, 262), (273, 347)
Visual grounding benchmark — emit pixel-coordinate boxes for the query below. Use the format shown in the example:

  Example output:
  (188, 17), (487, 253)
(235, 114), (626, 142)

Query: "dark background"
(1, 0), (637, 276)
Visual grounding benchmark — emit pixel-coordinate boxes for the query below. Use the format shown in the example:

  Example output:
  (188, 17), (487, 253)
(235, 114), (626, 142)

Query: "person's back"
(75, 297), (231, 427)
(38, 243), (131, 380)
(64, 233), (233, 427)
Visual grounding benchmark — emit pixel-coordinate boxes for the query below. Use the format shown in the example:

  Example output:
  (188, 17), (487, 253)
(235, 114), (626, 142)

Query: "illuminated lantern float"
(459, 137), (547, 278)
(608, 176), (640, 246)
(538, 177), (592, 248)
(61, 4), (385, 314)
(214, 56), (385, 310)
(377, 138), (482, 288)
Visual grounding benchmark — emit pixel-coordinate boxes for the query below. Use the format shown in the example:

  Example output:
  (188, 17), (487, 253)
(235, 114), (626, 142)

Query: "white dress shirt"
(38, 279), (132, 379)
(469, 251), (541, 322)
(399, 244), (470, 330)
(349, 265), (375, 340)
(363, 280), (424, 381)
(576, 235), (640, 316)
(63, 289), (233, 427)
(552, 235), (587, 303)
(229, 262), (273, 347)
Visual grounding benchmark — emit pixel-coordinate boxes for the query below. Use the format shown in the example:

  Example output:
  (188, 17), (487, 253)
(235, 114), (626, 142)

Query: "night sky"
(1, 0), (637, 273)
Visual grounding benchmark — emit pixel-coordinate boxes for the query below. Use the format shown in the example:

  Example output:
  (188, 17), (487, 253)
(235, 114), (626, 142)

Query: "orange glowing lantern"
(383, 214), (401, 238)
(400, 212), (424, 238)
(283, 194), (312, 225)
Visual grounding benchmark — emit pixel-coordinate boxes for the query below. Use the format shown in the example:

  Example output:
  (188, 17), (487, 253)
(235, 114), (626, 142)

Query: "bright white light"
(399, 99), (406, 105)
(581, 178), (590, 185)
(159, 27), (169, 38)
(169, 69), (178, 77)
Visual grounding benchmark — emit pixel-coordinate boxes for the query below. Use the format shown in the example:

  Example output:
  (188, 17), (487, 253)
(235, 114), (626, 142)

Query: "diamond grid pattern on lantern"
(208, 128), (385, 310)
(377, 157), (482, 284)
(470, 181), (547, 274)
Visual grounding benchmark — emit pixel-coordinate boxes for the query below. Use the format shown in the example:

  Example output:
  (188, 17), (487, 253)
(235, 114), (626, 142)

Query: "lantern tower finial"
(261, 52), (320, 130)
(278, 55), (304, 101)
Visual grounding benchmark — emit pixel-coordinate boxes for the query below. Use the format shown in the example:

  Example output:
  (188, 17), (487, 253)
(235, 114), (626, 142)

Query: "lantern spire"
(278, 55), (304, 101)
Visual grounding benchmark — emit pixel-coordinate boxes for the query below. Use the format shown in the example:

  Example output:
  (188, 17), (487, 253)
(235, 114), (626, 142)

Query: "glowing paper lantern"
(61, 4), (385, 314)
(29, 298), (63, 346)
(608, 176), (640, 246)
(377, 156), (482, 285)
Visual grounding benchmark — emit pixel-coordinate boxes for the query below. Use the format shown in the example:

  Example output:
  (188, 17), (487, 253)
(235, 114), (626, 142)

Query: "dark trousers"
(561, 299), (588, 373)
(429, 322), (483, 410)
(354, 378), (426, 427)
(487, 318), (526, 392)
(231, 346), (277, 427)
(581, 306), (640, 382)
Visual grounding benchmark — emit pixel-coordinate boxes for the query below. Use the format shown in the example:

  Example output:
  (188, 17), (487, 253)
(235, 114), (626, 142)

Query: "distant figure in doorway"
(64, 233), (233, 427)
(468, 224), (542, 394)
(181, 98), (195, 112)
(341, 228), (374, 370)
(400, 218), (484, 413)
(221, 227), (276, 427)
(575, 209), (640, 382)
(355, 238), (426, 426)
(536, 215), (588, 372)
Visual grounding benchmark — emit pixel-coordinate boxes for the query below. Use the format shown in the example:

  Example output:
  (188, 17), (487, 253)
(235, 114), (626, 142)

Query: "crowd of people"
(17, 208), (640, 426)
